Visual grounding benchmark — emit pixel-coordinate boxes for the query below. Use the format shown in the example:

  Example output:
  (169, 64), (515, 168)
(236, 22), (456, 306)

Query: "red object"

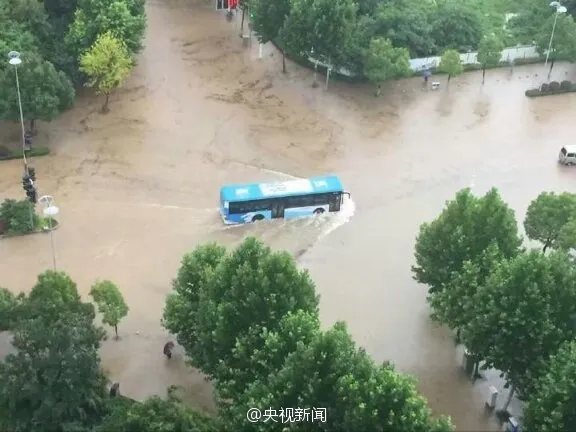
(229, 0), (238, 8)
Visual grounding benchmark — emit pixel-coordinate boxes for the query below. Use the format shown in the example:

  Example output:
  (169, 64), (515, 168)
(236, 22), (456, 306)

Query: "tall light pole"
(7, 51), (28, 171)
(545, 2), (568, 76)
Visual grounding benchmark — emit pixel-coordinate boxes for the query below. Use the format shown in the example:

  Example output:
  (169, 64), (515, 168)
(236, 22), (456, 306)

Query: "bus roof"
(220, 175), (344, 202)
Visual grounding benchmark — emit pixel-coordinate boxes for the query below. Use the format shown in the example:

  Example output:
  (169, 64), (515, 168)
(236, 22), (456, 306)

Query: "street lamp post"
(7, 51), (28, 170)
(545, 2), (568, 79)
(39, 195), (59, 270)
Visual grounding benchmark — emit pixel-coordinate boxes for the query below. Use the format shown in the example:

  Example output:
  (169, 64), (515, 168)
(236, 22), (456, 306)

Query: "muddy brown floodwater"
(2, 0), (576, 428)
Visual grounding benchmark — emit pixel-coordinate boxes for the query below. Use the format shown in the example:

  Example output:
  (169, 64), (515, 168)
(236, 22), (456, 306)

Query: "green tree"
(524, 191), (576, 253)
(413, 187), (522, 294)
(372, 0), (436, 57)
(219, 310), (321, 403)
(439, 49), (463, 83)
(250, 0), (291, 72)
(162, 243), (227, 358)
(476, 35), (504, 83)
(463, 250), (576, 408)
(523, 340), (576, 432)
(363, 37), (411, 96)
(225, 322), (453, 431)
(0, 0), (52, 49)
(97, 394), (220, 432)
(0, 287), (22, 331)
(0, 22), (39, 72)
(536, 13), (576, 79)
(79, 31), (133, 112)
(90, 280), (129, 338)
(164, 237), (319, 398)
(66, 0), (146, 57)
(0, 199), (40, 235)
(0, 272), (108, 431)
(431, 3), (484, 52)
(281, 0), (357, 87)
(0, 54), (74, 132)
(428, 243), (503, 344)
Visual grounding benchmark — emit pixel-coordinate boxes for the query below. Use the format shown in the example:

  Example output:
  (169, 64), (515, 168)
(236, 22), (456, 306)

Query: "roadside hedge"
(525, 80), (576, 97)
(0, 147), (50, 161)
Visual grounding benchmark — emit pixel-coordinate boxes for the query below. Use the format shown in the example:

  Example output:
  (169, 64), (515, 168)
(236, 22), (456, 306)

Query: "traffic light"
(22, 174), (37, 204)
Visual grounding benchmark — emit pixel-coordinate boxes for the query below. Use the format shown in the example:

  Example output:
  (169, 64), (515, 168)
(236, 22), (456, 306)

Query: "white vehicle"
(559, 145), (576, 165)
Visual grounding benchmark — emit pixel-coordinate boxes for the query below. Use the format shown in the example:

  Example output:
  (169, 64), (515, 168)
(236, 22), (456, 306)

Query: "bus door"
(271, 199), (285, 219)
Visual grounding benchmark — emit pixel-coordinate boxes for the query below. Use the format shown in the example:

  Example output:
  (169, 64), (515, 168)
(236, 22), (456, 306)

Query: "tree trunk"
(29, 119), (36, 134)
(472, 360), (480, 380)
(102, 93), (110, 113)
(282, 50), (286, 74)
(375, 83), (381, 97)
(313, 62), (318, 87)
(503, 385), (515, 411)
(482, 67), (486, 84)
(543, 240), (551, 254)
(114, 324), (119, 339)
(455, 328), (461, 344)
(240, 6), (245, 37)
(447, 74), (451, 84)
(548, 59), (555, 80)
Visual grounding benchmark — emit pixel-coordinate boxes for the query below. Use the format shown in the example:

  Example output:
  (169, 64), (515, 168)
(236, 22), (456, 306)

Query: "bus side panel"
(284, 204), (329, 220)
(225, 210), (272, 224)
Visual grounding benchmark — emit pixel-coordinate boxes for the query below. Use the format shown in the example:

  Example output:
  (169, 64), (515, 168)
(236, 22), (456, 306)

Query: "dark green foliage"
(164, 237), (319, 399)
(224, 322), (454, 431)
(0, 287), (22, 331)
(0, 146), (50, 161)
(523, 340), (576, 432)
(524, 192), (576, 252)
(413, 188), (522, 294)
(0, 54), (75, 124)
(0, 271), (108, 432)
(0, 199), (40, 235)
(430, 3), (484, 52)
(97, 394), (220, 432)
(463, 250), (576, 399)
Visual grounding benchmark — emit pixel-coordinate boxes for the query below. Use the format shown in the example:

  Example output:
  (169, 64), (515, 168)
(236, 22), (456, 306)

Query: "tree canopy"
(79, 31), (134, 112)
(523, 340), (576, 432)
(225, 322), (454, 431)
(439, 49), (464, 82)
(363, 37), (411, 95)
(90, 279), (129, 338)
(0, 271), (109, 432)
(524, 192), (576, 253)
(462, 250), (576, 401)
(431, 3), (484, 53)
(163, 237), (319, 398)
(476, 34), (504, 82)
(412, 188), (522, 294)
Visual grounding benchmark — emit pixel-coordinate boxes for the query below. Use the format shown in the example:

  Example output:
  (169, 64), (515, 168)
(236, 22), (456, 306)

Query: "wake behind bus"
(219, 175), (350, 224)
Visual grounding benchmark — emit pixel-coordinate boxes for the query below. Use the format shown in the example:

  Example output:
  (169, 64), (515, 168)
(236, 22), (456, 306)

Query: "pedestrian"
(109, 382), (120, 398)
(163, 341), (175, 359)
(423, 69), (431, 86)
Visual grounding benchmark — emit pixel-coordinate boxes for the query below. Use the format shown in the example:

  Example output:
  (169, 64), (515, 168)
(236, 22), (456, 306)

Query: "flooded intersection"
(2, 0), (576, 429)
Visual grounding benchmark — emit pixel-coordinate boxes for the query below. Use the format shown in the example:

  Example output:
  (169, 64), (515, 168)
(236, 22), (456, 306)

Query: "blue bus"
(219, 175), (350, 224)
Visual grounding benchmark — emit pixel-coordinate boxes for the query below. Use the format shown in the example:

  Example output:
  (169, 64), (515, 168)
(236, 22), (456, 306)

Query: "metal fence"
(308, 45), (540, 77)
(409, 45), (539, 71)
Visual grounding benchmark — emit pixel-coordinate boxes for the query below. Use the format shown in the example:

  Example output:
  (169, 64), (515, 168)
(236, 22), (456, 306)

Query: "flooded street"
(2, 0), (576, 428)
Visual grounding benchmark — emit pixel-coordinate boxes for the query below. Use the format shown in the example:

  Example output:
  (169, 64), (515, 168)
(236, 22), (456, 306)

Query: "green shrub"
(0, 199), (40, 235)
(0, 147), (50, 161)
(549, 81), (561, 92)
(561, 80), (572, 90)
(541, 83), (550, 92)
(525, 89), (542, 97)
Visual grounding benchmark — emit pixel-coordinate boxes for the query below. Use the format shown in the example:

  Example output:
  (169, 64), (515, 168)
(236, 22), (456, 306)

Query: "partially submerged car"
(559, 145), (576, 165)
